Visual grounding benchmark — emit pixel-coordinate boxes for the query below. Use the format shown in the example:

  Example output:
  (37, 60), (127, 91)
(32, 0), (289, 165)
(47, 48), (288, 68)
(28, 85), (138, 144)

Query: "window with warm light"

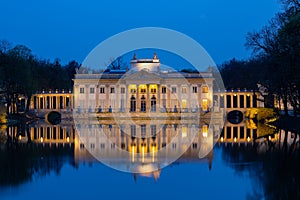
(130, 88), (136, 93)
(202, 86), (208, 93)
(150, 88), (156, 93)
(182, 86), (187, 94)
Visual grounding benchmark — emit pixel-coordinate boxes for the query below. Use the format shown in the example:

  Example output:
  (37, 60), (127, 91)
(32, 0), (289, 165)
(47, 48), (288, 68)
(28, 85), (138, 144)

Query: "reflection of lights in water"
(202, 125), (208, 138)
(234, 137), (237, 143)
(182, 126), (187, 138)
(40, 137), (43, 143)
(142, 146), (145, 163)
(132, 145), (135, 163)
(152, 146), (155, 163)
(247, 136), (250, 142)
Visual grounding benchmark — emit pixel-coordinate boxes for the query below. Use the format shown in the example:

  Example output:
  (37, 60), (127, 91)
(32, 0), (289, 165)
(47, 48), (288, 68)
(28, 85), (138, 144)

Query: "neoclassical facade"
(73, 54), (214, 113)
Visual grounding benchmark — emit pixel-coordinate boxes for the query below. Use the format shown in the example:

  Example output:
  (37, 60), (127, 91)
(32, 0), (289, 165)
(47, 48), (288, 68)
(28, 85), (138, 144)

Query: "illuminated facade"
(73, 54), (214, 113)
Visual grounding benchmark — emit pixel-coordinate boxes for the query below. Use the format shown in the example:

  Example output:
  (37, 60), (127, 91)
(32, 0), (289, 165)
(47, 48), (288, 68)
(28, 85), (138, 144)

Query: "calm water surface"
(0, 122), (299, 200)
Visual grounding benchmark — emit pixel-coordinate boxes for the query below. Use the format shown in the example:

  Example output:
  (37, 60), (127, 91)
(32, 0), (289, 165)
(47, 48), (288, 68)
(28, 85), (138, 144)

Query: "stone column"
(136, 84), (140, 112)
(146, 84), (150, 112)
(167, 84), (171, 110)
(116, 85), (119, 112)
(126, 84), (129, 112)
(157, 84), (160, 112)
(105, 84), (109, 109)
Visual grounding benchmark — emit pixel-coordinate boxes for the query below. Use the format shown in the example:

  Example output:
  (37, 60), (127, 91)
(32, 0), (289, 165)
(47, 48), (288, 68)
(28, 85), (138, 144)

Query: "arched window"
(151, 96), (156, 112)
(130, 96), (136, 112)
(141, 95), (146, 112)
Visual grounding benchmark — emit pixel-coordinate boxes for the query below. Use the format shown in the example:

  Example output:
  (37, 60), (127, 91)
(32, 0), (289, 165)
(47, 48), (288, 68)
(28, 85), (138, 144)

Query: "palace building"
(73, 53), (214, 113)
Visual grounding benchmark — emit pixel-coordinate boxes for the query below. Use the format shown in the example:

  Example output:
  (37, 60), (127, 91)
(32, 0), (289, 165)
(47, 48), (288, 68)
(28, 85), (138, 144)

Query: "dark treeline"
(220, 0), (300, 116)
(0, 41), (79, 114)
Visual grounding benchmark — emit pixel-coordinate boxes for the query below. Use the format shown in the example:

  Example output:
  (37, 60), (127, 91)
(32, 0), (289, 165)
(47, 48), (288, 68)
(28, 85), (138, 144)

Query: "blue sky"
(0, 0), (281, 65)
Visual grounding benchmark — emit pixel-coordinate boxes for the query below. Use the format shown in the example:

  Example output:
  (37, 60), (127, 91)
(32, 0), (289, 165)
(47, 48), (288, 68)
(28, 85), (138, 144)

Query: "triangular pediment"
(123, 70), (161, 84)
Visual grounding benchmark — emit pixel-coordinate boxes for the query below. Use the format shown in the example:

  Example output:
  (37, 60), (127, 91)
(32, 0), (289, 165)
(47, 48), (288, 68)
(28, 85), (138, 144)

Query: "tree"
(245, 0), (300, 116)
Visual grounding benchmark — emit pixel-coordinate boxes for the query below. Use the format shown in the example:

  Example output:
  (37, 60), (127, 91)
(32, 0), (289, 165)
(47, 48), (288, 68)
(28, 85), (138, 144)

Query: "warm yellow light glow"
(139, 84), (146, 89)
(18, 135), (22, 140)
(40, 137), (43, 143)
(152, 146), (155, 163)
(268, 136), (271, 140)
(220, 94), (224, 97)
(234, 93), (237, 96)
(18, 97), (22, 101)
(234, 137), (237, 142)
(202, 99), (208, 111)
(129, 84), (137, 89)
(182, 99), (187, 109)
(67, 95), (70, 98)
(202, 125), (208, 138)
(182, 126), (187, 138)
(40, 95), (43, 98)
(247, 136), (250, 142)
(132, 145), (135, 163)
(247, 94), (250, 97)
(142, 146), (145, 163)
(220, 137), (224, 142)
(66, 137), (70, 142)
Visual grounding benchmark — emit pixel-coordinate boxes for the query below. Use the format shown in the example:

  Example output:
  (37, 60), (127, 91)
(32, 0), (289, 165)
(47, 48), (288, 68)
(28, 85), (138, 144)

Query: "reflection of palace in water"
(6, 117), (297, 179)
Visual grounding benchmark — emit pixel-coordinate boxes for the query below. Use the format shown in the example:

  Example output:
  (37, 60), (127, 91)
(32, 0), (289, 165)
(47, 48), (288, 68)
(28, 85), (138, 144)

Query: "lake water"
(0, 120), (299, 200)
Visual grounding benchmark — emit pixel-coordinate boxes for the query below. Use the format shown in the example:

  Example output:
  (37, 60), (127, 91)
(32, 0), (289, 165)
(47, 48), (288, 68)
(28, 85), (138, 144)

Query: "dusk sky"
(0, 0), (281, 65)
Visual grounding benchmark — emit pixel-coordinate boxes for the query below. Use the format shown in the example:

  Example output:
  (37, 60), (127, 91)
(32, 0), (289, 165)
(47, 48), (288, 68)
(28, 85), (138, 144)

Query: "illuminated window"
(130, 88), (136, 93)
(202, 99), (208, 111)
(192, 86), (198, 93)
(171, 87), (176, 93)
(150, 88), (157, 93)
(110, 87), (115, 93)
(100, 87), (105, 93)
(162, 86), (166, 94)
(90, 87), (95, 94)
(120, 87), (125, 94)
(202, 86), (208, 93)
(182, 87), (187, 93)
(79, 88), (84, 94)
